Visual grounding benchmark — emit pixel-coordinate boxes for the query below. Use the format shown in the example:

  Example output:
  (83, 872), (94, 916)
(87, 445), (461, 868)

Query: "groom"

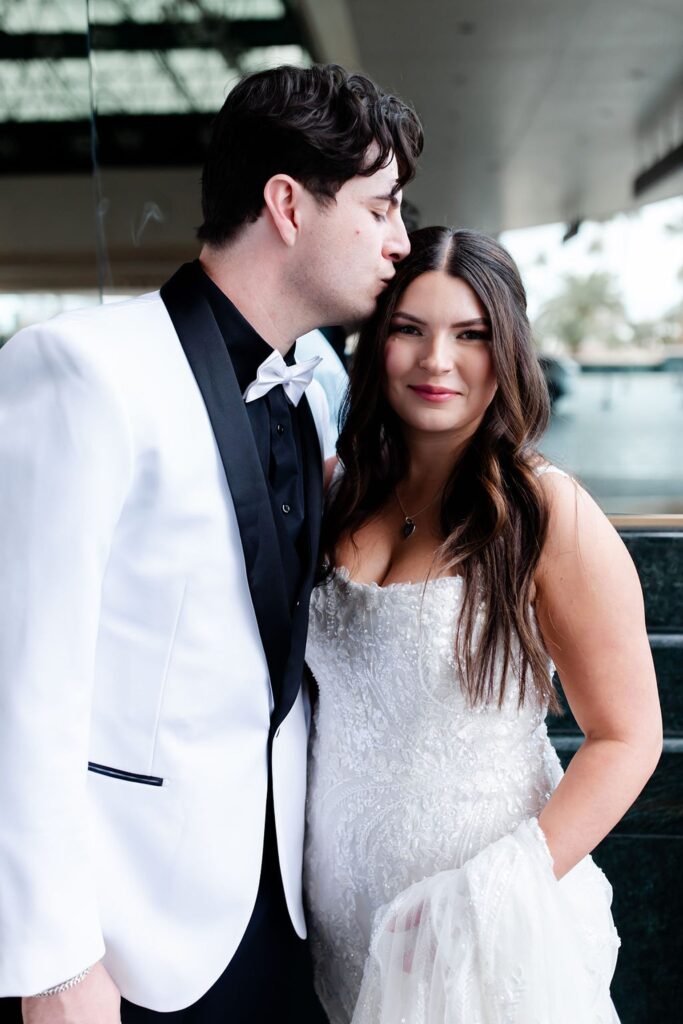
(0, 64), (422, 1022)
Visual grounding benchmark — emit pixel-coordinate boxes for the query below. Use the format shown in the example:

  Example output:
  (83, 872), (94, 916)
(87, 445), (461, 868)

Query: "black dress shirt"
(196, 263), (306, 610)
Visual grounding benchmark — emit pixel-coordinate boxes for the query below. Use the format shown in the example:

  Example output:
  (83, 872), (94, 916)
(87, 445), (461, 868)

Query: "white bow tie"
(242, 349), (322, 407)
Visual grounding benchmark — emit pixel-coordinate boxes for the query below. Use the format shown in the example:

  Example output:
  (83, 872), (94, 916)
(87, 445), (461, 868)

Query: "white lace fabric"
(304, 569), (620, 1024)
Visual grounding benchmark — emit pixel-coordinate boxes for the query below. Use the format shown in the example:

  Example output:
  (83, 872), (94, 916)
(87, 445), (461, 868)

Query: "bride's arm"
(533, 473), (662, 879)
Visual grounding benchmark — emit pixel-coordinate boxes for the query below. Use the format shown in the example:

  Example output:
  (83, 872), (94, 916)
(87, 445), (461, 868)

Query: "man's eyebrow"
(372, 192), (401, 207)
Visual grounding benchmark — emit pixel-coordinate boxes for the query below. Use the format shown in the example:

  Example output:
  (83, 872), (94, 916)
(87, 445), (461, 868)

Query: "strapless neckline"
(332, 564), (464, 593)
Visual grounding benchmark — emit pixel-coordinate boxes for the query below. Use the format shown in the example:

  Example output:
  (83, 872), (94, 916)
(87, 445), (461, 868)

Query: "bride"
(304, 227), (662, 1023)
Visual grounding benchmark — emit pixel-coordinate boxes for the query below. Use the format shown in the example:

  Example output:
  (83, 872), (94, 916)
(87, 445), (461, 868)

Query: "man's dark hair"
(197, 63), (423, 246)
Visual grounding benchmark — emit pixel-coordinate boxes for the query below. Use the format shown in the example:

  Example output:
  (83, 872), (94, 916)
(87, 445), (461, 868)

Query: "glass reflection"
(0, 0), (101, 341)
(86, 0), (312, 296)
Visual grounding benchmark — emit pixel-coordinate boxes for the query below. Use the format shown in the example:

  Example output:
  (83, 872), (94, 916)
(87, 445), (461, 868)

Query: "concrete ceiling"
(1, 0), (681, 291)
(301, 0), (683, 233)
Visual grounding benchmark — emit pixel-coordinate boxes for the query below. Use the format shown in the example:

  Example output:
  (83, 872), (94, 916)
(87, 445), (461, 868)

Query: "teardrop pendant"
(402, 518), (416, 540)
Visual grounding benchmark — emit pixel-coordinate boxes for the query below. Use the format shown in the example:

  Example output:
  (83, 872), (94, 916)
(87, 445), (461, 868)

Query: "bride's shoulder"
(531, 459), (579, 507)
(531, 457), (570, 481)
(324, 455), (343, 494)
(533, 463), (621, 574)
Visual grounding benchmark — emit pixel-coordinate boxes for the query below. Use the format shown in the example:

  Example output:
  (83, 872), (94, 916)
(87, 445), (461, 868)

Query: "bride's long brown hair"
(321, 227), (558, 711)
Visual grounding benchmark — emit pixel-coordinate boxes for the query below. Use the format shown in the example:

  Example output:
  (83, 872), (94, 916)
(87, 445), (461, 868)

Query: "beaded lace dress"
(304, 505), (621, 1023)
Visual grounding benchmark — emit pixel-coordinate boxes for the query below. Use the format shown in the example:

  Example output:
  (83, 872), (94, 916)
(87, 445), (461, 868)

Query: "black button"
(276, 423), (285, 435)
(281, 503), (291, 515)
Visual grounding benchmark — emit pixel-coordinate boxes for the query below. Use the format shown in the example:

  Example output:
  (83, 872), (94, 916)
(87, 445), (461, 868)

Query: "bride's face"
(383, 270), (498, 442)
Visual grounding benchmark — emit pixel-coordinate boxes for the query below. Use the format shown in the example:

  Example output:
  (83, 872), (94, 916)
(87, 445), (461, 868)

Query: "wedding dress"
(305, 515), (621, 1023)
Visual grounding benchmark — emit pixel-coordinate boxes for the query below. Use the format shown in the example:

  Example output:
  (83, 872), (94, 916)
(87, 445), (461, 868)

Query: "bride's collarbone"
(336, 511), (448, 588)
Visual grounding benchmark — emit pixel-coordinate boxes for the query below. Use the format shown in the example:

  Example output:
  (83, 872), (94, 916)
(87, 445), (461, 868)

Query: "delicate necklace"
(394, 485), (443, 540)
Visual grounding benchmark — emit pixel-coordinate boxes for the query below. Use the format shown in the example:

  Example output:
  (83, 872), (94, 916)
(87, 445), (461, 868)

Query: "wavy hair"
(321, 227), (558, 711)
(198, 63), (423, 246)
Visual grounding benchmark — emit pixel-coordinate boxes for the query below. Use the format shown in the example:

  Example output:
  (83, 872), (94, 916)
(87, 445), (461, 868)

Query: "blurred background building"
(1, 2), (682, 1019)
(1, 0), (682, 511)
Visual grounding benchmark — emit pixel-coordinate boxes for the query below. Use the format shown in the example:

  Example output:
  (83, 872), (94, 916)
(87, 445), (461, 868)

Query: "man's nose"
(385, 217), (411, 262)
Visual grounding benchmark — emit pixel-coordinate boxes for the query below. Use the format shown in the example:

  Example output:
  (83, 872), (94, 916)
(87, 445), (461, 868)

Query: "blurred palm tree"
(534, 271), (628, 355)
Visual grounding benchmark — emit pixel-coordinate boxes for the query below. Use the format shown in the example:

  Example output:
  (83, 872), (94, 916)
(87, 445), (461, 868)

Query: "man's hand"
(22, 962), (121, 1024)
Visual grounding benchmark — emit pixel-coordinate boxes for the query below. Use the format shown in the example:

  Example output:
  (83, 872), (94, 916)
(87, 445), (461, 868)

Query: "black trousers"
(3, 795), (327, 1024)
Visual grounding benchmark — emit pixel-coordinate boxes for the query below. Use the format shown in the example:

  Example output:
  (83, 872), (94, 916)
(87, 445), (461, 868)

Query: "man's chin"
(344, 296), (380, 329)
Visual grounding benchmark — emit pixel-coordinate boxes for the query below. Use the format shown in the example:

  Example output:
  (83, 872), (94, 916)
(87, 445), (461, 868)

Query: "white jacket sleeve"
(0, 321), (133, 995)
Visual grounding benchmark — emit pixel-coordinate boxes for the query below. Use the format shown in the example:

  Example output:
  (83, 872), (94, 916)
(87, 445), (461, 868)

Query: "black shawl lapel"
(270, 393), (323, 730)
(298, 396), (324, 587)
(160, 263), (292, 704)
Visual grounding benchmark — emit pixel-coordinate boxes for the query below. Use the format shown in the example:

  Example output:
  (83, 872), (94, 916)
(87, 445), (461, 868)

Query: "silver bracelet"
(35, 964), (94, 997)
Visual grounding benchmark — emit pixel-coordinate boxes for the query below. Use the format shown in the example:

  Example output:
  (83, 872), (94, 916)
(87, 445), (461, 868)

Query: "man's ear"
(263, 174), (303, 247)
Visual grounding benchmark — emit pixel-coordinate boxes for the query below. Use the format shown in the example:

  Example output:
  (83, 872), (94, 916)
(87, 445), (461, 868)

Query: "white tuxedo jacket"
(0, 274), (327, 1010)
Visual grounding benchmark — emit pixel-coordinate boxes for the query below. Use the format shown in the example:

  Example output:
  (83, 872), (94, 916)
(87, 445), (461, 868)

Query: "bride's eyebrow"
(392, 311), (425, 323)
(392, 313), (492, 329)
(453, 317), (491, 328)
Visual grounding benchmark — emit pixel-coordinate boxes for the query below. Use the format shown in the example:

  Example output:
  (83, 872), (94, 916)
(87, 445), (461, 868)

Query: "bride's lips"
(408, 385), (461, 403)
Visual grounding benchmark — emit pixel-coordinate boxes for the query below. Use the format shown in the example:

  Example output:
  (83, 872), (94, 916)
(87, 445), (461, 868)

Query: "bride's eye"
(459, 330), (491, 342)
(390, 323), (421, 336)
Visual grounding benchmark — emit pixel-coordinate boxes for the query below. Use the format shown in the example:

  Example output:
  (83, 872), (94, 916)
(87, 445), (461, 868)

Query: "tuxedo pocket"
(87, 761), (164, 786)
(87, 757), (185, 931)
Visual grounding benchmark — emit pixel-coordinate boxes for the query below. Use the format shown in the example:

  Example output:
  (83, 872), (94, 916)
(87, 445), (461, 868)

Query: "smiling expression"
(383, 270), (498, 443)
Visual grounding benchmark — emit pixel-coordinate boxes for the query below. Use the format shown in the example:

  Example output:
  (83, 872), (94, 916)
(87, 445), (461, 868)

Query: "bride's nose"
(419, 334), (454, 375)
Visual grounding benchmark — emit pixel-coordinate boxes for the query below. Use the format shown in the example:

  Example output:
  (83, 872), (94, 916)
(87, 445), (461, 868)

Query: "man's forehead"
(362, 158), (401, 197)
(337, 154), (401, 201)
(368, 153), (399, 181)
